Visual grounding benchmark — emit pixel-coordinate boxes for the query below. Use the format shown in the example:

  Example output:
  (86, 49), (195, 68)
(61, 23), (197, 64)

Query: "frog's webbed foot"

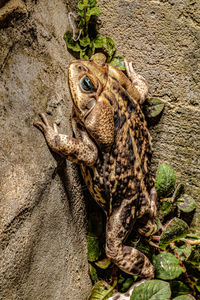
(34, 113), (58, 135)
(124, 58), (148, 104)
(34, 113), (98, 166)
(105, 202), (154, 279)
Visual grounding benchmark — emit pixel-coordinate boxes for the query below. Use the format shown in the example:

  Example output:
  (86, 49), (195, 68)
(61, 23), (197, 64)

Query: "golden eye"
(86, 98), (96, 110)
(80, 76), (95, 92)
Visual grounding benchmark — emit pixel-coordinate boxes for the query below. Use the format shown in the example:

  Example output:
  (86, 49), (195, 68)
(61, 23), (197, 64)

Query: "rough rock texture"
(0, 0), (199, 300)
(0, 0), (91, 299)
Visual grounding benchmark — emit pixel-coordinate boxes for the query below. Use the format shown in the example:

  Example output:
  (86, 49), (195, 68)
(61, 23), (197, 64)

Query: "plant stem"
(170, 242), (197, 297)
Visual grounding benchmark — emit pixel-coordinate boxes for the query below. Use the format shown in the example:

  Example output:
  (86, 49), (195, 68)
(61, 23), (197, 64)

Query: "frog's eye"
(80, 76), (95, 92)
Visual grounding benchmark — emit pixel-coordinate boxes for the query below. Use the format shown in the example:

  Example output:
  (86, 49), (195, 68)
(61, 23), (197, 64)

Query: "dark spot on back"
(119, 114), (126, 129)
(112, 83), (119, 91)
(103, 93), (113, 105)
(119, 89), (130, 102)
(117, 230), (125, 239)
(111, 76), (119, 83)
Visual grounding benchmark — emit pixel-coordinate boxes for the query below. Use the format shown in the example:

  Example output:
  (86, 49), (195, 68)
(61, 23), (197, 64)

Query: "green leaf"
(95, 258), (111, 269)
(155, 217), (162, 231)
(88, 236), (101, 262)
(153, 252), (184, 280)
(88, 280), (114, 300)
(159, 218), (189, 249)
(88, 0), (97, 7)
(109, 56), (126, 71)
(173, 183), (185, 202)
(176, 243), (192, 261)
(93, 34), (106, 48)
(177, 194), (196, 213)
(130, 280), (171, 300)
(79, 36), (91, 47)
(196, 280), (200, 292)
(144, 98), (164, 118)
(88, 41), (95, 58)
(130, 237), (152, 258)
(78, 9), (85, 20)
(185, 233), (200, 240)
(155, 162), (176, 198)
(89, 264), (99, 282)
(170, 281), (192, 298)
(105, 37), (116, 61)
(80, 50), (89, 59)
(87, 6), (101, 17)
(78, 2), (85, 10)
(173, 296), (196, 300)
(64, 31), (81, 52)
(160, 199), (173, 216)
(187, 245), (200, 267)
(120, 277), (134, 293)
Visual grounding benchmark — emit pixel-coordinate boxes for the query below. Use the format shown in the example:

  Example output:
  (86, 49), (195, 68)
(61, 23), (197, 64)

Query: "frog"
(34, 53), (158, 298)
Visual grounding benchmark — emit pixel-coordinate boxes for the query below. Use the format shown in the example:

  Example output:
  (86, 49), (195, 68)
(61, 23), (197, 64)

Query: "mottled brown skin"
(34, 53), (157, 288)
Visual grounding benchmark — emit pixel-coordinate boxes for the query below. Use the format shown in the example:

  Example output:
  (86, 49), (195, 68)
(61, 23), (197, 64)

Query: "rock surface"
(0, 0), (199, 300)
(0, 0), (91, 299)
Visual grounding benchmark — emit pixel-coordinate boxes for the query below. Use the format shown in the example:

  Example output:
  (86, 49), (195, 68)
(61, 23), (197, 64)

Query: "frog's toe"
(33, 120), (47, 133)
(38, 113), (50, 126)
(53, 123), (58, 133)
(124, 57), (135, 78)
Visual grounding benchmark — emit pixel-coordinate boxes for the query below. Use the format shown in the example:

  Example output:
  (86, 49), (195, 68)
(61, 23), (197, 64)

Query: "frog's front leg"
(34, 113), (98, 166)
(124, 58), (149, 104)
(105, 202), (154, 279)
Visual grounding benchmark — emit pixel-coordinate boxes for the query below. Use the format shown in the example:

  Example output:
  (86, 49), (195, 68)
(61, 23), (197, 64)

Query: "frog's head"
(68, 53), (114, 151)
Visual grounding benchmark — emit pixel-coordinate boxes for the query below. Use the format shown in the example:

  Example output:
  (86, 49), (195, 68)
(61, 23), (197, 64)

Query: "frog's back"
(80, 73), (153, 217)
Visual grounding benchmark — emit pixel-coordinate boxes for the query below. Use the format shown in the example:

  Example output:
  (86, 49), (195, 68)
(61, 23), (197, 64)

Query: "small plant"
(87, 163), (200, 300)
(64, 0), (125, 69)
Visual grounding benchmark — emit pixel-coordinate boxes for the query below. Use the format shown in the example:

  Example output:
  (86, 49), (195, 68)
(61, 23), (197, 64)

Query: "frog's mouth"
(83, 100), (96, 120)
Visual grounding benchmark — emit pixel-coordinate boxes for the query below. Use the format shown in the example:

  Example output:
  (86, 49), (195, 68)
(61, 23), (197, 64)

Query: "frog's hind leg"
(137, 187), (158, 237)
(105, 202), (154, 279)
